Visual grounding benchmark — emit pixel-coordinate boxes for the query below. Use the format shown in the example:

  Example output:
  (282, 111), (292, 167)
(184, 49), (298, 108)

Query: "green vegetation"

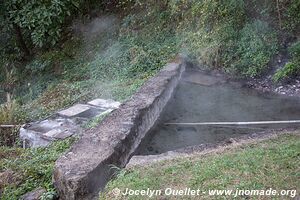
(273, 41), (300, 82)
(0, 0), (299, 126)
(0, 138), (75, 200)
(83, 110), (111, 129)
(0, 101), (25, 146)
(101, 134), (300, 200)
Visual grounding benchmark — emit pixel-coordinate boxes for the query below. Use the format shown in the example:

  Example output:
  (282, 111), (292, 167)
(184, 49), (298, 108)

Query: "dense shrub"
(273, 41), (300, 82)
(230, 20), (278, 77)
(283, 0), (300, 33)
(182, 1), (278, 78)
(3, 0), (81, 48)
(182, 0), (246, 68)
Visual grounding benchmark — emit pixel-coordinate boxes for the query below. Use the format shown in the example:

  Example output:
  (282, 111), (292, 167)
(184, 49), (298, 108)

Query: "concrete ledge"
(53, 61), (186, 200)
(126, 129), (291, 168)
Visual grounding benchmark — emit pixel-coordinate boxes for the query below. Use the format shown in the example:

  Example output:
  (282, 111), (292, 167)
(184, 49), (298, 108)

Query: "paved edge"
(53, 60), (186, 200)
(127, 129), (299, 168)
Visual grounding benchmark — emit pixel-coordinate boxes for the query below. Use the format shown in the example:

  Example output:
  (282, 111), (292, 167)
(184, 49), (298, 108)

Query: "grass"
(101, 134), (300, 200)
(0, 138), (75, 200)
(83, 109), (111, 129)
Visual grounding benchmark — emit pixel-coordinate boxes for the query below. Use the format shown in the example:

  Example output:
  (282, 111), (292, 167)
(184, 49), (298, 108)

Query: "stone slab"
(58, 104), (91, 117)
(87, 99), (120, 109)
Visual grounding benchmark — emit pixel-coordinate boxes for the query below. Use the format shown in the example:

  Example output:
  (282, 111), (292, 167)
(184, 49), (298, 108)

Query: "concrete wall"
(53, 60), (186, 200)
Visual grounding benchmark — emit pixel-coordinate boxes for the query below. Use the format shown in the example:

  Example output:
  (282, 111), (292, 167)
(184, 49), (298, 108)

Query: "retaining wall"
(53, 60), (186, 200)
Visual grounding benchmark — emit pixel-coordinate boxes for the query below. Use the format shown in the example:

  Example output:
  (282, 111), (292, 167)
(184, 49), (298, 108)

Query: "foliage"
(181, 1), (279, 78)
(181, 0), (246, 67)
(273, 41), (300, 82)
(0, 138), (75, 200)
(230, 20), (278, 77)
(1, 0), (300, 118)
(3, 0), (80, 48)
(101, 134), (300, 199)
(283, 0), (300, 33)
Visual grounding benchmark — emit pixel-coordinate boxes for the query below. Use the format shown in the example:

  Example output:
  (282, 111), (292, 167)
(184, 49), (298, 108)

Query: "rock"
(20, 188), (46, 200)
(51, 130), (75, 140)
(0, 170), (22, 198)
(43, 129), (65, 138)
(0, 170), (21, 187)
(43, 128), (74, 139)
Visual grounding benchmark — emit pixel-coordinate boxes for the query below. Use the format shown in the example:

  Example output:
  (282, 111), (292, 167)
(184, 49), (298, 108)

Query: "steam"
(71, 16), (122, 100)
(72, 16), (119, 52)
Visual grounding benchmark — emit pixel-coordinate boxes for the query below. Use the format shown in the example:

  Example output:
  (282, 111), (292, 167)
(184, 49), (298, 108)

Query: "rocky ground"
(247, 76), (300, 97)
(247, 47), (300, 97)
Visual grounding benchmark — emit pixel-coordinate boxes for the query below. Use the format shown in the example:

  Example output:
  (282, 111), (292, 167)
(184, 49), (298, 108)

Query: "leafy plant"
(231, 20), (278, 78)
(283, 0), (300, 33)
(1, 0), (81, 59)
(273, 41), (300, 82)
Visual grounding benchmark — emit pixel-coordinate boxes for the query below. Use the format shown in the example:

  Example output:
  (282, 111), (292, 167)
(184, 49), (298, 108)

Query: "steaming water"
(136, 70), (300, 155)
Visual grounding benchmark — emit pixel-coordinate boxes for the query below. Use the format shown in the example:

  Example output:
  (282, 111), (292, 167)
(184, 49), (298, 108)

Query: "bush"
(183, 3), (278, 78)
(230, 20), (278, 77)
(283, 0), (300, 33)
(273, 41), (300, 82)
(182, 0), (246, 68)
(3, 0), (81, 48)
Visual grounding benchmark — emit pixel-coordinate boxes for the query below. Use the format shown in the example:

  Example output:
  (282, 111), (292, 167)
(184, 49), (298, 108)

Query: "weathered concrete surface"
(53, 61), (185, 200)
(20, 99), (120, 148)
(20, 118), (78, 148)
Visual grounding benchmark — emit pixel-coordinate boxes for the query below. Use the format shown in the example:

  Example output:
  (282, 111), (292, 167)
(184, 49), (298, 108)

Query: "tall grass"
(0, 101), (21, 146)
